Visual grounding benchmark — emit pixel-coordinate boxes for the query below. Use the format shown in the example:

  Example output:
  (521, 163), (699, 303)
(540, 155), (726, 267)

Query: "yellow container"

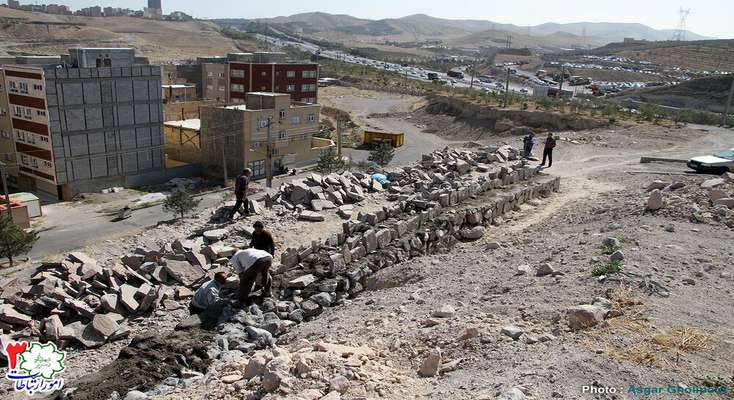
(363, 130), (404, 148)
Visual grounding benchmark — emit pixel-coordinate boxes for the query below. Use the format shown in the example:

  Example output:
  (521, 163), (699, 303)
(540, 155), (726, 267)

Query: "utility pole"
(266, 116), (273, 188)
(221, 138), (228, 187)
(503, 67), (511, 108)
(722, 76), (734, 127)
(336, 117), (342, 160)
(469, 58), (477, 89)
(557, 64), (564, 98)
(1, 161), (11, 211)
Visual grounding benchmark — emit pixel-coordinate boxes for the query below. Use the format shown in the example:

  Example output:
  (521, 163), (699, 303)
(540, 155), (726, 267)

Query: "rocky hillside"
(0, 8), (255, 62)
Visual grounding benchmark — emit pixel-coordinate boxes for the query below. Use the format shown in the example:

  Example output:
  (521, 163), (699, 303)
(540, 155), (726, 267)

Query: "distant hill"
(589, 39), (734, 72)
(0, 7), (252, 62)
(215, 12), (715, 49)
(614, 74), (734, 113)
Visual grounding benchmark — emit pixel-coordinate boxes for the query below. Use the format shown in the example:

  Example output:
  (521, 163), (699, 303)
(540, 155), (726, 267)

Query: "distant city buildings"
(2, 0), (187, 20)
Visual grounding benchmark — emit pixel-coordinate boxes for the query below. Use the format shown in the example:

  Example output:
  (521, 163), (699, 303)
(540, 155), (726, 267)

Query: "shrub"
(592, 260), (623, 276)
(367, 143), (395, 167)
(163, 185), (201, 219)
(0, 212), (39, 267)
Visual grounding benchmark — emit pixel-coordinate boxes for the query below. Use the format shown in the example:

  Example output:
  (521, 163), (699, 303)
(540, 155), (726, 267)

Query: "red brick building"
(228, 63), (318, 104)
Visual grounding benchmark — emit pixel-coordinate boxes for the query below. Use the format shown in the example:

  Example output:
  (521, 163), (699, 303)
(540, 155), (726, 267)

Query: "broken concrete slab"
(288, 274), (316, 289)
(91, 314), (120, 339)
(163, 259), (205, 286)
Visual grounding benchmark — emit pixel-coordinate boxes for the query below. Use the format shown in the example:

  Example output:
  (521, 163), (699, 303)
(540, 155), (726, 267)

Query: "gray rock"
(203, 229), (228, 242)
(310, 292), (332, 307)
(500, 325), (524, 340)
(460, 226), (485, 240)
(431, 305), (456, 318)
(124, 390), (149, 400)
(246, 326), (274, 345)
(609, 250), (625, 262)
(288, 274), (316, 289)
(566, 304), (606, 331)
(602, 237), (619, 248)
(329, 374), (350, 394)
(701, 178), (724, 189)
(647, 189), (664, 210)
(497, 387), (527, 400)
(515, 265), (531, 276)
(298, 211), (325, 222)
(418, 348), (442, 377)
(535, 263), (556, 277)
(646, 180), (667, 191)
(485, 241), (501, 250)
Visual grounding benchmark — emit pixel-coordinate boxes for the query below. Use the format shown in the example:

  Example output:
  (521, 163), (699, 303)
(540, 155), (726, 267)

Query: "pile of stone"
(645, 174), (734, 229)
(0, 238), (231, 349)
(274, 172), (368, 218)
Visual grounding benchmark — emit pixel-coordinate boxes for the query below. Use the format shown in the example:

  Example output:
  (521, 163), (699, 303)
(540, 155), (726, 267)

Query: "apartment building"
(0, 69), (17, 192)
(199, 92), (331, 179)
(202, 63), (227, 101)
(1, 48), (165, 199)
(226, 53), (318, 104)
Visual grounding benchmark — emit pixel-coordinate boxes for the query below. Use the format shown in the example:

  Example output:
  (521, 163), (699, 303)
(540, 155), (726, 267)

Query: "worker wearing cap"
(230, 247), (273, 301)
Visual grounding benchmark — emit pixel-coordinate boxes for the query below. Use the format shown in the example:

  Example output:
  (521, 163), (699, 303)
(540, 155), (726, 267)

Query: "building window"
(207, 71), (213, 77)
(308, 113), (316, 122)
(257, 117), (269, 128)
(287, 71), (295, 78)
(36, 110), (46, 116)
(286, 84), (295, 92)
(250, 159), (265, 177)
(218, 72), (225, 78)
(30, 158), (38, 168)
(19, 82), (29, 94)
(230, 83), (244, 92)
(40, 136), (49, 143)
(13, 106), (22, 117)
(231, 69), (245, 78)
(301, 84), (316, 92)
(279, 109), (286, 119)
(207, 85), (214, 91)
(218, 86), (225, 91)
(20, 155), (29, 165)
(278, 130), (286, 140)
(302, 70), (317, 78)
(291, 115), (301, 125)
(43, 160), (52, 168)
(33, 84), (43, 91)
(261, 71), (267, 77)
(15, 130), (25, 142)
(23, 108), (32, 119)
(9, 81), (17, 92)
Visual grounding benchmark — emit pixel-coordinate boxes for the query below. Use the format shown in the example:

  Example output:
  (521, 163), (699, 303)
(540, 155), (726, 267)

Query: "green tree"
(0, 213), (38, 267)
(368, 143), (395, 167)
(163, 185), (201, 219)
(316, 147), (345, 174)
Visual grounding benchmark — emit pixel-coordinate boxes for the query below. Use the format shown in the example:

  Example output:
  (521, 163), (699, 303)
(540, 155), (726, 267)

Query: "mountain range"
(217, 12), (712, 50)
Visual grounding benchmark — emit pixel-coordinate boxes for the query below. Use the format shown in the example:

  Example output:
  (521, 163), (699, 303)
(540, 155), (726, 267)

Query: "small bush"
(592, 260), (623, 276)
(602, 243), (621, 255)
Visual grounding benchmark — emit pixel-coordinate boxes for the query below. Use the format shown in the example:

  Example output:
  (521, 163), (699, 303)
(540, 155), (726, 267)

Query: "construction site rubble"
(642, 176), (734, 229)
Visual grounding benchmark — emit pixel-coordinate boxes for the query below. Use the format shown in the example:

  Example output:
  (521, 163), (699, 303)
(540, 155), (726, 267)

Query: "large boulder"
(646, 189), (664, 210)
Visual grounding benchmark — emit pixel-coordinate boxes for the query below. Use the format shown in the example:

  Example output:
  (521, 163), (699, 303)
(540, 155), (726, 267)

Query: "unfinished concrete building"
(0, 48), (165, 199)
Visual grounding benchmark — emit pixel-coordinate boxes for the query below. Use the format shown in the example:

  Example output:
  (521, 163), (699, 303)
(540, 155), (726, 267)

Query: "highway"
(255, 33), (530, 95)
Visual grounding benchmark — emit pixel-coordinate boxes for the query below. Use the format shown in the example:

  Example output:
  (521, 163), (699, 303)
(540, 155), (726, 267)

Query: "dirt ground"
(2, 83), (733, 399)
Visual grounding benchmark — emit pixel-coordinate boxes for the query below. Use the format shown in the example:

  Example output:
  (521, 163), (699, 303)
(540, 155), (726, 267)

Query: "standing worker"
(228, 168), (252, 220)
(540, 133), (556, 168)
(522, 132), (535, 159)
(250, 221), (275, 255)
(230, 248), (273, 302)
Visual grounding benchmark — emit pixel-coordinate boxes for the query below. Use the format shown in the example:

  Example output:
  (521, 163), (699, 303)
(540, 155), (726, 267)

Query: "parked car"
(687, 149), (734, 173)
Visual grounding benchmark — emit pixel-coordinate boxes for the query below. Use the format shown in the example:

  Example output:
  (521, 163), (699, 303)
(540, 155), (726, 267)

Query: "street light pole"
(722, 76), (734, 127)
(266, 117), (273, 188)
(0, 161), (10, 211)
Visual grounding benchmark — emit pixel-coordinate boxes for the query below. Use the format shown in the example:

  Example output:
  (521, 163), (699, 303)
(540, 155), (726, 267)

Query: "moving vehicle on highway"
(687, 149), (734, 173)
(427, 72), (439, 80)
(447, 69), (464, 79)
(479, 75), (493, 83)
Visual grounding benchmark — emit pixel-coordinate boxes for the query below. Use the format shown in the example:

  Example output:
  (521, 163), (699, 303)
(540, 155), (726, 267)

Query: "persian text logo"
(4, 341), (66, 395)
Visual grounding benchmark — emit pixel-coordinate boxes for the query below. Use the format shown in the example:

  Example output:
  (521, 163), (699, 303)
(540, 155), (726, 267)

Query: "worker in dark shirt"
(228, 168), (251, 220)
(250, 221), (275, 255)
(540, 133), (557, 168)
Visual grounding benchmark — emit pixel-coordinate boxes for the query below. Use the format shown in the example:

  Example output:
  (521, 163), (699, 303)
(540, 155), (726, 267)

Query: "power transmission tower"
(506, 35), (512, 49)
(673, 7), (691, 41)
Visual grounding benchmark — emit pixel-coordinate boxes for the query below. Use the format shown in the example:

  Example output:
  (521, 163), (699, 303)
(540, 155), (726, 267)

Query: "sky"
(15, 0), (734, 38)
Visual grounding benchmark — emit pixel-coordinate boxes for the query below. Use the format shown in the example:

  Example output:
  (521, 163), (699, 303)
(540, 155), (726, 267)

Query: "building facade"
(228, 63), (318, 104)
(199, 92), (330, 180)
(202, 63), (227, 101)
(1, 48), (165, 199)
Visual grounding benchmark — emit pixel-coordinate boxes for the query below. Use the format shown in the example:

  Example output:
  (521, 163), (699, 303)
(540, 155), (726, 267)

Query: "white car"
(687, 149), (734, 173)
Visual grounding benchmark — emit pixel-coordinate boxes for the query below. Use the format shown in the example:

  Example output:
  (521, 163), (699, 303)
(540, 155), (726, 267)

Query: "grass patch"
(592, 260), (623, 276)
(602, 243), (621, 255)
(652, 326), (710, 352)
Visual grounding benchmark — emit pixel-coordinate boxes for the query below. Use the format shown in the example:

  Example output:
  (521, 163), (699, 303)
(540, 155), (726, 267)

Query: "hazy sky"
(16, 0), (734, 38)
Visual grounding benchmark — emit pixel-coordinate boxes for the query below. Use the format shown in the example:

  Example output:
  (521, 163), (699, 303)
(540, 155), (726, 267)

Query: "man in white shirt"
(230, 248), (273, 301)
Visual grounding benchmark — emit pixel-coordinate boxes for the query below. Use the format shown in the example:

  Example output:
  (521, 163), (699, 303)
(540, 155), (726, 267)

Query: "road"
(27, 190), (229, 260)
(255, 33), (528, 95)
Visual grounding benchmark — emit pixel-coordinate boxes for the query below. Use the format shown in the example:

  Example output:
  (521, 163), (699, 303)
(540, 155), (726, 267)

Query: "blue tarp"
(371, 173), (389, 185)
